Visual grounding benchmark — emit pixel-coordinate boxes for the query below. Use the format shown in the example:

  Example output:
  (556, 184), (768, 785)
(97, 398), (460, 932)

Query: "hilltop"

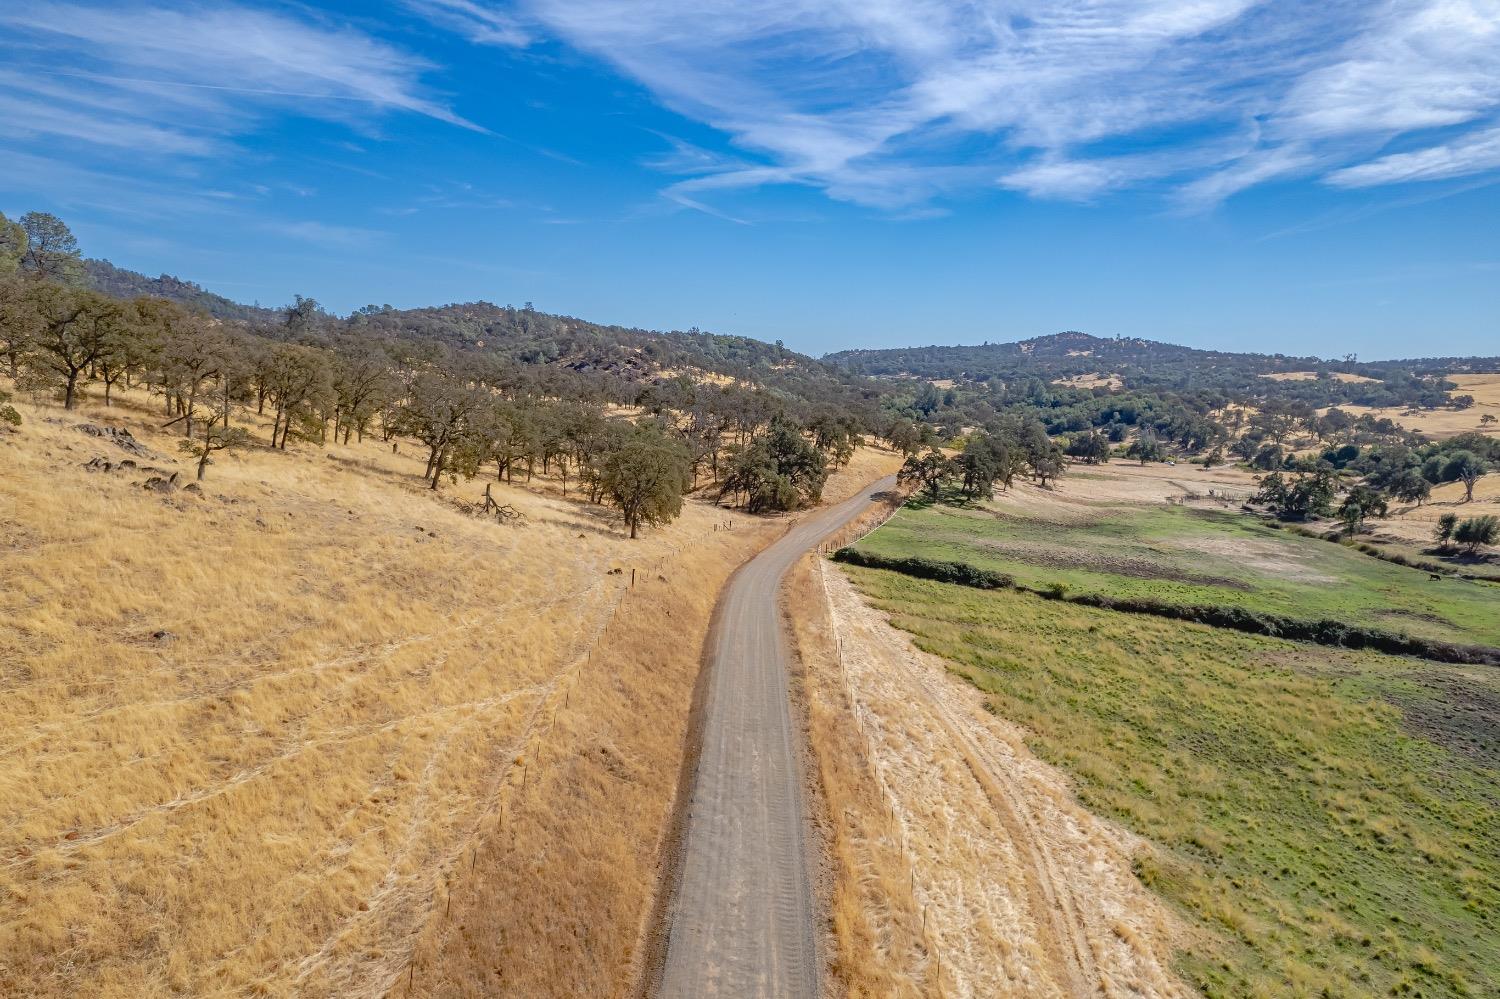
(78, 257), (888, 421)
(83, 258), (277, 324)
(827, 331), (1500, 410)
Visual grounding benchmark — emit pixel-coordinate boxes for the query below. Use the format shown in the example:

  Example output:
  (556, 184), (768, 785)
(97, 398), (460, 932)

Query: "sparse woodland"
(0, 211), (893, 535)
(6, 208), (1490, 551)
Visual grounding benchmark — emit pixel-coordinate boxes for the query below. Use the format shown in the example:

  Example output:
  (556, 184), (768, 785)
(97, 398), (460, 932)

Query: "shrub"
(832, 548), (1014, 589)
(1434, 512), (1458, 546)
(1453, 515), (1499, 555)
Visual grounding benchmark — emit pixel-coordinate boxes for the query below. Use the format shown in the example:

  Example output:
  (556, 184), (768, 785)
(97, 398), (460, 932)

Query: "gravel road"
(656, 476), (898, 999)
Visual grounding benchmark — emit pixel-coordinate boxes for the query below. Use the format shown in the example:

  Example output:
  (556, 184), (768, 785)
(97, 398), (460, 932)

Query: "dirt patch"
(1374, 607), (1449, 627)
(1261, 371), (1378, 384)
(1268, 649), (1500, 772)
(1053, 373), (1123, 390)
(1394, 672), (1500, 771)
(964, 536), (1251, 589)
(1163, 535), (1337, 584)
(988, 463), (1261, 516)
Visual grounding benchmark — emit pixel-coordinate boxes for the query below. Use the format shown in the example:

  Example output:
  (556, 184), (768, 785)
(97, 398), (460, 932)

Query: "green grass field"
(854, 502), (1500, 647)
(845, 567), (1499, 998)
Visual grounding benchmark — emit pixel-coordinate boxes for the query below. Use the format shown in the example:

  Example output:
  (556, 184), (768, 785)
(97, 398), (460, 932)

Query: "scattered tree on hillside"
(0, 212), (26, 277)
(19, 283), (118, 409)
(1443, 451), (1488, 502)
(179, 398), (251, 481)
(1125, 429), (1164, 464)
(1030, 452), (1065, 488)
(1434, 512), (1458, 547)
(899, 448), (950, 502)
(809, 410), (859, 468)
(955, 432), (1013, 497)
(602, 423), (691, 538)
(331, 345), (396, 445)
(881, 417), (925, 457)
(397, 368), (480, 489)
(157, 313), (231, 438)
(19, 212), (83, 285)
(1338, 485), (1388, 534)
(1066, 429), (1110, 464)
(1252, 442), (1285, 471)
(1390, 469), (1432, 506)
(283, 294), (325, 333)
(1453, 515), (1499, 555)
(719, 419), (828, 512)
(1253, 469), (1336, 521)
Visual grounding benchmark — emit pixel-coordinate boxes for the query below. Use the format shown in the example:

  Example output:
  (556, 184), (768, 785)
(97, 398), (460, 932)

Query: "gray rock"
(76, 424), (153, 457)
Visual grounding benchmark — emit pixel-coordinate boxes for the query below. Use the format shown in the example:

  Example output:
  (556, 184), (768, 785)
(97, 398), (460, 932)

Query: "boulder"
(75, 424), (153, 457)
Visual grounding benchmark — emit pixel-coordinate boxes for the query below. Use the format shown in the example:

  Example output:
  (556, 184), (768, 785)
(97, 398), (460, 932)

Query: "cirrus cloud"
(439, 0), (1500, 210)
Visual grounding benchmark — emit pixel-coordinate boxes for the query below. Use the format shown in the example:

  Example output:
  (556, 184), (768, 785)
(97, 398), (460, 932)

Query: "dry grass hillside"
(1260, 370), (1377, 384)
(1332, 372), (1500, 439)
(1368, 473), (1500, 549)
(0, 383), (891, 997)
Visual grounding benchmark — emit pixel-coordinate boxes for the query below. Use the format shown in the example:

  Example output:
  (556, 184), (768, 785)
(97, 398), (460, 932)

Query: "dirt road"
(655, 476), (898, 999)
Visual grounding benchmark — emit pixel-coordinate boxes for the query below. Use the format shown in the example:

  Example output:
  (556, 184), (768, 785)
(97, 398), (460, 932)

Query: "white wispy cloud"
(405, 0), (532, 47)
(443, 0), (1500, 209)
(1326, 126), (1500, 187)
(267, 220), (389, 249)
(0, 2), (481, 176)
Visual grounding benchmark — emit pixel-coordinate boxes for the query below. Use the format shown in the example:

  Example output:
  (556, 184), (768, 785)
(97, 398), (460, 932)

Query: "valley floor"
(819, 459), (1498, 998)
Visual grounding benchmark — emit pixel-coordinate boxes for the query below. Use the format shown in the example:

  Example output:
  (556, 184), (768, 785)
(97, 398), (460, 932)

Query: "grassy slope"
(0, 386), (788, 997)
(846, 568), (1498, 998)
(856, 502), (1500, 647)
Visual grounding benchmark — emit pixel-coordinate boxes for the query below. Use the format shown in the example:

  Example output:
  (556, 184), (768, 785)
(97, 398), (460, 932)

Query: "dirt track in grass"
(813, 562), (1193, 998)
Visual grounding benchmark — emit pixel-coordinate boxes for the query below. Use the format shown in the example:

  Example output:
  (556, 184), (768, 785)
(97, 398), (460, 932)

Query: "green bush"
(832, 548), (1014, 589)
(839, 546), (1500, 666)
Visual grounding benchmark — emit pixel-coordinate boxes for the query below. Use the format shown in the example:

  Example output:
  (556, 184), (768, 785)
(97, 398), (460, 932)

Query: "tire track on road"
(652, 477), (897, 999)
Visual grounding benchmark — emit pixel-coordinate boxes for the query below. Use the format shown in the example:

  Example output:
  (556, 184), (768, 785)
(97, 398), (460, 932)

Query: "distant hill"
(83, 258), (277, 323)
(339, 301), (889, 418)
(826, 331), (1500, 410)
(78, 259), (886, 418)
(829, 330), (1332, 377)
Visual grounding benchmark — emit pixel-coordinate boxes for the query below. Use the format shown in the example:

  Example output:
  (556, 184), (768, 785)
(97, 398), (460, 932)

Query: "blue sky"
(1, 1), (1497, 359)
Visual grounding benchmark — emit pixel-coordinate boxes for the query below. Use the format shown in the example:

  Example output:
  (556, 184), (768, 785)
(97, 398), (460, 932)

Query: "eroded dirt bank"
(797, 560), (1195, 998)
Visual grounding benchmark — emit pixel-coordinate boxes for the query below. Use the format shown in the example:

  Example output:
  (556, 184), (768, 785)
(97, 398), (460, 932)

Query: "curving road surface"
(657, 476), (898, 999)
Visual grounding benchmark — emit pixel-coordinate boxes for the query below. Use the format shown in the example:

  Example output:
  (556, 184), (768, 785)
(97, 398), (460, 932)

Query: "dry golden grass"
(1369, 473), (1500, 546)
(798, 557), (1192, 998)
(0, 383), (806, 997)
(990, 460), (1260, 523)
(785, 556), (927, 999)
(1052, 373), (1124, 390)
(398, 507), (775, 998)
(1328, 373), (1500, 439)
(821, 444), (904, 506)
(1260, 370), (1377, 383)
